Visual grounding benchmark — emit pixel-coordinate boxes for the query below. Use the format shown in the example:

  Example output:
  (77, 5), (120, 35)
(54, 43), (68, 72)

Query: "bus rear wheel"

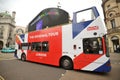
(21, 54), (26, 61)
(60, 57), (73, 70)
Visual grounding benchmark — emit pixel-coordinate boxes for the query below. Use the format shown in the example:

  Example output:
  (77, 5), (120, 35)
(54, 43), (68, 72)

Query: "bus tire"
(21, 54), (26, 61)
(60, 57), (73, 70)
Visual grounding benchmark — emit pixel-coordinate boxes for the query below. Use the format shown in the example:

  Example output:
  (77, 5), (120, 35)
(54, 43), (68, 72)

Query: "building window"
(0, 26), (3, 38)
(109, 13), (113, 17)
(110, 19), (116, 28)
(111, 36), (120, 53)
(105, 4), (110, 10)
(107, 5), (110, 9)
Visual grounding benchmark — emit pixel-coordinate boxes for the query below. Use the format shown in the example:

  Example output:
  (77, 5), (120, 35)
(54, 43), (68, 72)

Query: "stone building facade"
(0, 11), (16, 49)
(102, 0), (120, 53)
(0, 11), (26, 49)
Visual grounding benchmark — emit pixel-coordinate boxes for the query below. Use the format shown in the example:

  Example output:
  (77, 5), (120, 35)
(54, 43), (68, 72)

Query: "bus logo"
(87, 26), (99, 31)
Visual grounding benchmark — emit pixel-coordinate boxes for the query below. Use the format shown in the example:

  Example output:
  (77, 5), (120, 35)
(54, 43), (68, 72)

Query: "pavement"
(0, 52), (15, 80)
(0, 53), (15, 61)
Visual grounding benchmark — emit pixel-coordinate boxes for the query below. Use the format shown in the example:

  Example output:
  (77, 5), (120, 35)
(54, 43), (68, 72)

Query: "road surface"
(0, 53), (120, 80)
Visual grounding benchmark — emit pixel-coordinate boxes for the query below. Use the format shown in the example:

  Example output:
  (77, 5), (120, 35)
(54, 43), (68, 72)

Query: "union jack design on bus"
(15, 7), (111, 72)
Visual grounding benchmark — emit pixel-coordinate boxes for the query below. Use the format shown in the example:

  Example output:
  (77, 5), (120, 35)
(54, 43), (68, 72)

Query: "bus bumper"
(94, 60), (111, 72)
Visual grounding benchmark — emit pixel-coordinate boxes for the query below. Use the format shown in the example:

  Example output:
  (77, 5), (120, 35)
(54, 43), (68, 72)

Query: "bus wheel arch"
(21, 53), (26, 61)
(59, 56), (73, 70)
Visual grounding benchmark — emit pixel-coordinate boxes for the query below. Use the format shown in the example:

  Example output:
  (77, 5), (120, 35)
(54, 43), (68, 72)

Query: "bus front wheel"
(21, 54), (26, 61)
(60, 57), (73, 70)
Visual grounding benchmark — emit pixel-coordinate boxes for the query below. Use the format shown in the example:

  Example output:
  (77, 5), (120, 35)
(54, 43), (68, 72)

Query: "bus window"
(42, 41), (49, 52)
(21, 43), (30, 50)
(83, 38), (103, 54)
(76, 9), (95, 23)
(31, 42), (41, 51)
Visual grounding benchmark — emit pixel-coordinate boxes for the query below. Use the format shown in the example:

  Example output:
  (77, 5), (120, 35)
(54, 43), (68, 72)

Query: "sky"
(0, 0), (104, 27)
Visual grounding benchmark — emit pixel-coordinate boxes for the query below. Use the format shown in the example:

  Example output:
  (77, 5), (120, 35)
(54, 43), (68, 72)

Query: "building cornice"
(0, 23), (16, 28)
(105, 6), (119, 13)
(105, 12), (120, 22)
(107, 26), (120, 34)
